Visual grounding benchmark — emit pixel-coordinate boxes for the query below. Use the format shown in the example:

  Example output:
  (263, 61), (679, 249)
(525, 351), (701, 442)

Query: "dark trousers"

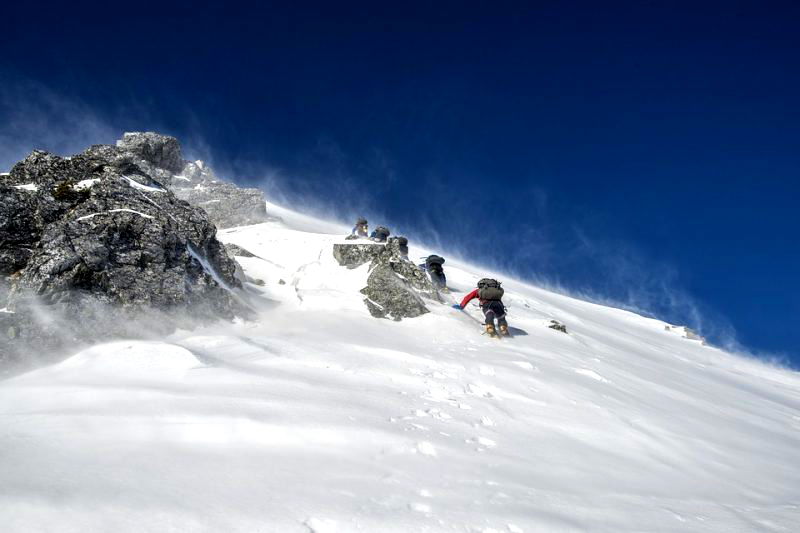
(482, 300), (507, 327)
(429, 270), (446, 289)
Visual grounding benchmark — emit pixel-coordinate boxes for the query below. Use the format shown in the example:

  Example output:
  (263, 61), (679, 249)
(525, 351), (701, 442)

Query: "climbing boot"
(499, 324), (509, 336)
(485, 324), (496, 336)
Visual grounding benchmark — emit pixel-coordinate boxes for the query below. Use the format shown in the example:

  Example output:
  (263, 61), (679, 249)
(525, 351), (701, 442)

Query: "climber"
(453, 278), (508, 336)
(420, 255), (447, 291)
(370, 225), (391, 242)
(350, 217), (369, 238)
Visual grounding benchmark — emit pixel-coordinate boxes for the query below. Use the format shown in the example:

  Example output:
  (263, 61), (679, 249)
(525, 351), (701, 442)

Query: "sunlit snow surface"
(1, 201), (799, 532)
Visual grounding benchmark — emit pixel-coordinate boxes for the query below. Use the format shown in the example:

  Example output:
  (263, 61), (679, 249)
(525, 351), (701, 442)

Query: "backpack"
(425, 255), (445, 267)
(477, 278), (504, 300)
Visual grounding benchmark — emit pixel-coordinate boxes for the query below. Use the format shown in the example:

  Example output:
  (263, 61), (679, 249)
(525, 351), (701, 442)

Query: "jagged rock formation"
(332, 242), (384, 269)
(172, 158), (270, 229)
(0, 137), (246, 365)
(335, 240), (439, 320)
(224, 243), (257, 258)
(549, 320), (568, 333)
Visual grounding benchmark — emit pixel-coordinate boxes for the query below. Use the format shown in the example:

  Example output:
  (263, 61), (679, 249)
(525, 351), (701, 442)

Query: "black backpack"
(425, 255), (445, 267)
(477, 278), (504, 300)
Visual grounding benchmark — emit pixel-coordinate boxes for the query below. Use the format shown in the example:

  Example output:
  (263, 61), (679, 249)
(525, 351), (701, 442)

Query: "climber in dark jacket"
(454, 278), (508, 336)
(370, 225), (390, 242)
(351, 217), (369, 238)
(420, 255), (447, 290)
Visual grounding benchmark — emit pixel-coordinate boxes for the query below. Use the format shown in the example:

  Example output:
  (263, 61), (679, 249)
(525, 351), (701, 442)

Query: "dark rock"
(336, 238), (439, 320)
(333, 242), (384, 269)
(549, 320), (568, 333)
(361, 264), (428, 320)
(116, 132), (184, 174)
(0, 138), (247, 369)
(171, 159), (270, 228)
(224, 243), (256, 258)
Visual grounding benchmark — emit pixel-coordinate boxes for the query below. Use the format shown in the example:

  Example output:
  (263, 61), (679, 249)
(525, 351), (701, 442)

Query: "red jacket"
(460, 288), (481, 308)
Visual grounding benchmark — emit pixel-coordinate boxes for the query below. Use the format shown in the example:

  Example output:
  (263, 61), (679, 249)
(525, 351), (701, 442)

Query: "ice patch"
(77, 208), (154, 221)
(187, 243), (233, 291)
(13, 183), (38, 191)
(74, 178), (100, 190)
(122, 176), (166, 193)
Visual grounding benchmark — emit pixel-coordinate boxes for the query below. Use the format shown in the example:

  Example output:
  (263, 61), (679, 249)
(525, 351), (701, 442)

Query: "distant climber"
(370, 225), (391, 242)
(420, 255), (447, 291)
(453, 278), (508, 336)
(350, 217), (369, 239)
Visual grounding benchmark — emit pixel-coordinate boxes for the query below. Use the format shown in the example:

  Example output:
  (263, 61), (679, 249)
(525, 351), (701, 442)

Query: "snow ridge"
(1, 202), (798, 532)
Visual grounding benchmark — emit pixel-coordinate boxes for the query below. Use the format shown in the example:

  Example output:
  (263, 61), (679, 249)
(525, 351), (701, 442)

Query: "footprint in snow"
(409, 502), (432, 513)
(467, 436), (497, 449)
(466, 383), (496, 399)
(304, 517), (338, 533)
(416, 441), (437, 456)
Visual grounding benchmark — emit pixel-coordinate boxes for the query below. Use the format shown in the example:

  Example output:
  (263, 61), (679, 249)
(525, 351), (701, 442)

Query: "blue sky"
(1, 2), (798, 366)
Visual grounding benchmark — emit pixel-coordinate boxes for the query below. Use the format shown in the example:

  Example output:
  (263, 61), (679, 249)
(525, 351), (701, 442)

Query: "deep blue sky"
(2, 2), (798, 366)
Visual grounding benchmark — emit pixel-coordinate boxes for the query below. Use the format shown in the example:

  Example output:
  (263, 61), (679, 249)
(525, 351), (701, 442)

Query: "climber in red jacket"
(454, 278), (508, 336)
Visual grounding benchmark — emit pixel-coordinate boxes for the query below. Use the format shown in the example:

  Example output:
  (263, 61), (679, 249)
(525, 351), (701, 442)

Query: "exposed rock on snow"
(224, 243), (257, 258)
(112, 132), (269, 228)
(332, 242), (383, 268)
(351, 239), (439, 320)
(548, 320), (568, 333)
(0, 138), (244, 366)
(171, 158), (270, 229)
(116, 131), (184, 176)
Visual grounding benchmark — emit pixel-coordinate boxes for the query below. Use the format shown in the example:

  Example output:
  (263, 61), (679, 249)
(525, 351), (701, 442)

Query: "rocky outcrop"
(362, 264), (429, 320)
(335, 239), (439, 320)
(548, 320), (568, 333)
(332, 242), (384, 269)
(172, 158), (270, 229)
(117, 132), (184, 175)
(0, 137), (246, 366)
(224, 243), (257, 258)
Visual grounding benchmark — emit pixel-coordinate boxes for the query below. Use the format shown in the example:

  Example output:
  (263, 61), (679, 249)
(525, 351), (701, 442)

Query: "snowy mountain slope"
(1, 202), (799, 532)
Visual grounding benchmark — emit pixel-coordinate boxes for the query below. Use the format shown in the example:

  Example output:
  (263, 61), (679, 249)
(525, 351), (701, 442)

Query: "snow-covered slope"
(2, 202), (799, 532)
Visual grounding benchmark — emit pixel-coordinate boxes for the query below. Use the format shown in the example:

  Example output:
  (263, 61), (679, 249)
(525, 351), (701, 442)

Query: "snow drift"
(1, 200), (799, 532)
